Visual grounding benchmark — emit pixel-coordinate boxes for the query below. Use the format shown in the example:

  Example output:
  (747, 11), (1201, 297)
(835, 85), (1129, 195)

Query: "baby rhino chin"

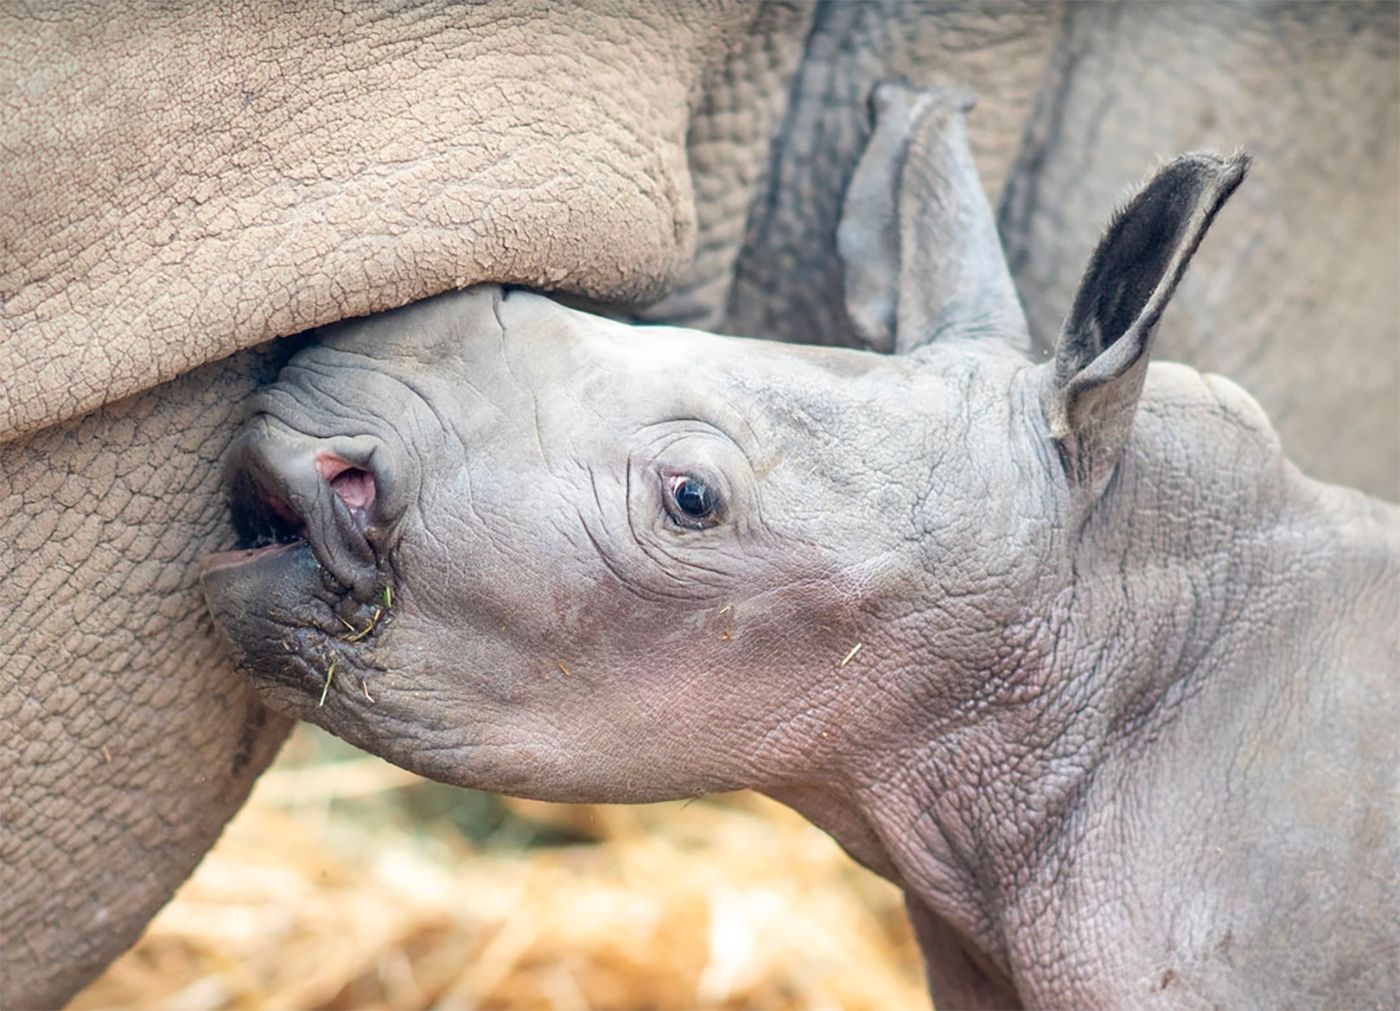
(200, 540), (386, 711)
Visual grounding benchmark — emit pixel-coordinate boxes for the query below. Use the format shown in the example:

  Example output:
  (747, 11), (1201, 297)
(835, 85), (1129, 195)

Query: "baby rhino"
(203, 92), (1398, 1010)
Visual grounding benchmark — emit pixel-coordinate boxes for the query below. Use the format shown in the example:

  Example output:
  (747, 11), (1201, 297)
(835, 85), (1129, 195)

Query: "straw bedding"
(74, 728), (927, 1010)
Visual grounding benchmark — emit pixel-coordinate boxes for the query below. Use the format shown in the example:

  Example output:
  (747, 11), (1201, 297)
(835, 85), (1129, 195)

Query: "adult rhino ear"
(1047, 152), (1249, 493)
(837, 82), (1029, 355)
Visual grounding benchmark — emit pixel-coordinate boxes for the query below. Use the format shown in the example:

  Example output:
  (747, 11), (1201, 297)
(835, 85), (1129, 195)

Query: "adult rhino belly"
(0, 346), (302, 1008)
(0, 1), (764, 440)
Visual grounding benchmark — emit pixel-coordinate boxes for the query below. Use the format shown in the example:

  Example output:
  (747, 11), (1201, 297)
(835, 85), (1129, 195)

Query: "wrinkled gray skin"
(203, 112), (1399, 1009)
(5, 3), (1397, 1007)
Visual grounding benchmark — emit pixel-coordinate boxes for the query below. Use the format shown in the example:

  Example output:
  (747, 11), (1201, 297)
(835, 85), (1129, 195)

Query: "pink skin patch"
(200, 541), (301, 574)
(316, 453), (376, 513)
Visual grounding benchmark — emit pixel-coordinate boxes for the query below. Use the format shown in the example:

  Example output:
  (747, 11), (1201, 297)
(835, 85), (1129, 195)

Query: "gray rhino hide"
(201, 119), (1398, 1008)
(3, 2), (1396, 1006)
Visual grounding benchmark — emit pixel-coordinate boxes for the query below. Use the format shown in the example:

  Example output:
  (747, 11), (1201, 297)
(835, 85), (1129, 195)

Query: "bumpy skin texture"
(6, 2), (1398, 1006)
(1, 347), (296, 1009)
(204, 151), (1398, 1006)
(1, 5), (783, 1005)
(718, 1), (1400, 498)
(0, 1), (764, 440)
(205, 302), (1399, 1007)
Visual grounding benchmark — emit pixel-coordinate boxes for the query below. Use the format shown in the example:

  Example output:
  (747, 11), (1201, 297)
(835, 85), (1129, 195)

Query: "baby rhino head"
(202, 94), (1246, 805)
(201, 283), (1049, 800)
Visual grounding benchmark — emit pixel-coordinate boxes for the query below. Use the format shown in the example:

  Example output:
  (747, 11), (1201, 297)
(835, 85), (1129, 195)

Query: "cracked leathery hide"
(3, 2), (1397, 1006)
(1, 347), (297, 1008)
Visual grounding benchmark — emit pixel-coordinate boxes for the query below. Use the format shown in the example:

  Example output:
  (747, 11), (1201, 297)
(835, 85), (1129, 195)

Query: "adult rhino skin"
(2, 2), (1395, 1006)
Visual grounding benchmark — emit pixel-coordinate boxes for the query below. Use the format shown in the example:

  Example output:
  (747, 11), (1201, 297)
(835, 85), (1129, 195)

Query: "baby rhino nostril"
(332, 468), (376, 511)
(316, 453), (377, 512)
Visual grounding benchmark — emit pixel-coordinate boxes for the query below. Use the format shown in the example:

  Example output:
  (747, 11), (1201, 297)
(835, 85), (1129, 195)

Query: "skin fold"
(202, 138), (1397, 1008)
(4, 3), (1395, 1005)
(4, 5), (779, 1004)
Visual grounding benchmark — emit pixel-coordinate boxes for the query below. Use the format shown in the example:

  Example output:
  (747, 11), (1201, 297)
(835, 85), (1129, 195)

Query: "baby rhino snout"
(228, 420), (399, 599)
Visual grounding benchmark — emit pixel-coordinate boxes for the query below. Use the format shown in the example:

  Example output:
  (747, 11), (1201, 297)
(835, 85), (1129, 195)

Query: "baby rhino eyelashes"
(664, 472), (722, 529)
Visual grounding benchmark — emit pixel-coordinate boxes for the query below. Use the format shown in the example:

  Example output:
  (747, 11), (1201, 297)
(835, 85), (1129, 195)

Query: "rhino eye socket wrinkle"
(664, 473), (721, 529)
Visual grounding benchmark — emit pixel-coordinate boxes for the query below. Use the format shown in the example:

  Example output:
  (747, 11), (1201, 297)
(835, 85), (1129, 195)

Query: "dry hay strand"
(74, 749), (927, 1010)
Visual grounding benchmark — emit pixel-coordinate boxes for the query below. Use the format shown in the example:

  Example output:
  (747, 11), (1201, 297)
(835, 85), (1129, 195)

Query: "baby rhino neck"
(783, 363), (1398, 1008)
(1000, 363), (1400, 1004)
(1071, 361), (1394, 728)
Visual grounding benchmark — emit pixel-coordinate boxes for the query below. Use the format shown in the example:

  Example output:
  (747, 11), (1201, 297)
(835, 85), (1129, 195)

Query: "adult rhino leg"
(632, 1), (815, 329)
(0, 346), (297, 1008)
(998, 0), (1400, 498)
(720, 1), (1057, 348)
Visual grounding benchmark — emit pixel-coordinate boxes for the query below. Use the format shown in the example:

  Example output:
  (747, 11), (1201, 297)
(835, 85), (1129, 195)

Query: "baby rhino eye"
(665, 473), (721, 528)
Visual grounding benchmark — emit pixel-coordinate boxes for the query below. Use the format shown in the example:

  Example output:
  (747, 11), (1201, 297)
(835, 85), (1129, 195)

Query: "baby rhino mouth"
(206, 425), (391, 601)
(199, 421), (403, 717)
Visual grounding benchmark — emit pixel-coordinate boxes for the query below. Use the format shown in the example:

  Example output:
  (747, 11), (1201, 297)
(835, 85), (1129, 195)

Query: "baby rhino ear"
(1047, 152), (1249, 492)
(837, 82), (1029, 354)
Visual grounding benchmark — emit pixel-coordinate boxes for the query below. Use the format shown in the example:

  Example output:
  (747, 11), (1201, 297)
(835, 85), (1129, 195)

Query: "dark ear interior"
(1048, 152), (1249, 489)
(1056, 155), (1249, 385)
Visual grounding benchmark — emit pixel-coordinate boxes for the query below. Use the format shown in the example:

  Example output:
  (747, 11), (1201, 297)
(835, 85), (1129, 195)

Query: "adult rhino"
(3, 2), (1396, 1006)
(200, 133), (1398, 1007)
